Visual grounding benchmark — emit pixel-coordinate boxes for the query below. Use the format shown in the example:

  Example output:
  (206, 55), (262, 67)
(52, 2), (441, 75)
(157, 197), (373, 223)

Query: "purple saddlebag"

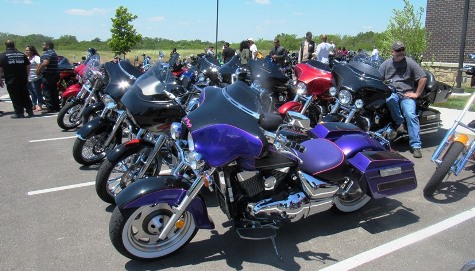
(348, 151), (417, 199)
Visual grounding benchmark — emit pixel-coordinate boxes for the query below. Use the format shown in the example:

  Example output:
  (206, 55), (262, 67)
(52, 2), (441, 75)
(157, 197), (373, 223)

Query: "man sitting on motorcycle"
(379, 41), (427, 158)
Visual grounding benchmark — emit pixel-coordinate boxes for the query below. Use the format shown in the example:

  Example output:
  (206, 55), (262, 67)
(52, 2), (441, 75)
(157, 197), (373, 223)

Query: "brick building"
(425, 0), (475, 86)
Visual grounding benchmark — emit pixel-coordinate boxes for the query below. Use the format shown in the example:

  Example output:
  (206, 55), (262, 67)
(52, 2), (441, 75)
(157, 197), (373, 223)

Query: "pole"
(215, 0), (219, 53)
(455, 0), (470, 92)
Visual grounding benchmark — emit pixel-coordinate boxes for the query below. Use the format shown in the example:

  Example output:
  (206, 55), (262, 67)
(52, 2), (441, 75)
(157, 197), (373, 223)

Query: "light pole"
(215, 0), (219, 53)
(455, 0), (470, 92)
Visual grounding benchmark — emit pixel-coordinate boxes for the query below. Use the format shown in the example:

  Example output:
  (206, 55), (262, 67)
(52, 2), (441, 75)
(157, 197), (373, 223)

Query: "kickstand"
(270, 237), (283, 261)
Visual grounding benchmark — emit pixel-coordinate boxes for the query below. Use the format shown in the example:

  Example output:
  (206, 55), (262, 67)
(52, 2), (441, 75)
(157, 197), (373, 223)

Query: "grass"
(432, 87), (475, 111)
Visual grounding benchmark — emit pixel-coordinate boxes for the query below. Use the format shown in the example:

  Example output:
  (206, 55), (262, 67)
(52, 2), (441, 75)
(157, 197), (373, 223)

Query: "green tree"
(108, 6), (142, 59)
(383, 0), (426, 62)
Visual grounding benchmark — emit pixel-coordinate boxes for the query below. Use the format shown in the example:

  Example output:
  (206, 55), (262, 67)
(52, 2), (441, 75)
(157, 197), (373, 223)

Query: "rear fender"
(116, 176), (215, 229)
(106, 139), (154, 163)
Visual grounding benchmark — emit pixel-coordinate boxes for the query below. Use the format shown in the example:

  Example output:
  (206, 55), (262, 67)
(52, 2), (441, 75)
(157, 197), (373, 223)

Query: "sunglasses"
(395, 48), (405, 52)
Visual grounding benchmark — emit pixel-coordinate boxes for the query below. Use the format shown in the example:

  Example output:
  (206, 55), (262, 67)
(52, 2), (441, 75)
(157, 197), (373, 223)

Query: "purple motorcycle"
(108, 79), (418, 261)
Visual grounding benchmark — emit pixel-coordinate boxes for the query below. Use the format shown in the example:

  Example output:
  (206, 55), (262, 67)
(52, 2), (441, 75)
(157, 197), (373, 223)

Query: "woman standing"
(25, 45), (44, 111)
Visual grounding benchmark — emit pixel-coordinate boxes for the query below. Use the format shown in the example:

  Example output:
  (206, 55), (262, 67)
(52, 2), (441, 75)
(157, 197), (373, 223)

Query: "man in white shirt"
(315, 34), (335, 64)
(248, 38), (258, 60)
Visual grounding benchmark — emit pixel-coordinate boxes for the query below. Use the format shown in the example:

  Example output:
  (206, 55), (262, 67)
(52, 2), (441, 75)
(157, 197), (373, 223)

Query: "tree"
(108, 6), (142, 59)
(383, 0), (426, 63)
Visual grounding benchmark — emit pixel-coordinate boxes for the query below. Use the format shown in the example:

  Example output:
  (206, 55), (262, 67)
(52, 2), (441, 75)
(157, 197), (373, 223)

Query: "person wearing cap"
(0, 40), (34, 118)
(248, 38), (258, 60)
(298, 31), (315, 63)
(379, 41), (427, 158)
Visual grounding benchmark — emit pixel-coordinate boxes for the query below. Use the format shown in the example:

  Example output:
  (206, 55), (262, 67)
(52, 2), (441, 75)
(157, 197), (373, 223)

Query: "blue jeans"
(28, 79), (44, 106)
(386, 93), (421, 149)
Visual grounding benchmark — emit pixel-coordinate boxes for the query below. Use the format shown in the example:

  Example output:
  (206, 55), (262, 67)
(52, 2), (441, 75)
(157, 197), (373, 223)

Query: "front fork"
(158, 168), (216, 240)
(136, 134), (167, 179)
(102, 110), (127, 148)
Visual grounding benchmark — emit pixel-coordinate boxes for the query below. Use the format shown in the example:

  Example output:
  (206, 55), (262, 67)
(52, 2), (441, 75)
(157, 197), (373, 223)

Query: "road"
(0, 86), (475, 271)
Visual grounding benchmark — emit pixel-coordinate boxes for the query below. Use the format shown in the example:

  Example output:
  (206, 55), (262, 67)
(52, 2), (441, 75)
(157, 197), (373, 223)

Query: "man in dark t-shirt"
(36, 40), (60, 113)
(222, 42), (235, 63)
(0, 40), (34, 118)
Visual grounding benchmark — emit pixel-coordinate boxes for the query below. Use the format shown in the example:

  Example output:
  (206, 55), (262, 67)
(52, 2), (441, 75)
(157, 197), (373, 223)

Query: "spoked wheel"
(72, 129), (116, 165)
(57, 102), (83, 130)
(332, 180), (370, 213)
(109, 204), (198, 261)
(95, 148), (163, 204)
(423, 141), (465, 197)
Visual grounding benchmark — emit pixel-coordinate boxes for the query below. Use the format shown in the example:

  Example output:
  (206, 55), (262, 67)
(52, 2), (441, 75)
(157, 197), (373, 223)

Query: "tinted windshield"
(348, 54), (385, 78)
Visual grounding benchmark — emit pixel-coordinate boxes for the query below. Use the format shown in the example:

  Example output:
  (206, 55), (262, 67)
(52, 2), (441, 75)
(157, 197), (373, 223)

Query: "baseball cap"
(392, 41), (405, 51)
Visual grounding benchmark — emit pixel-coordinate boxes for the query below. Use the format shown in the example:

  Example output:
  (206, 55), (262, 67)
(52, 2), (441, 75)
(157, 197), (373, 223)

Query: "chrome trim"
(298, 171), (339, 200)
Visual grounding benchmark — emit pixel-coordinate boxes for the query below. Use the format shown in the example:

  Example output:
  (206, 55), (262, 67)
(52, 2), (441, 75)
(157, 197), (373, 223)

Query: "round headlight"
(170, 122), (182, 140)
(198, 74), (206, 82)
(355, 99), (364, 109)
(329, 87), (337, 96)
(295, 82), (307, 95)
(338, 89), (352, 105)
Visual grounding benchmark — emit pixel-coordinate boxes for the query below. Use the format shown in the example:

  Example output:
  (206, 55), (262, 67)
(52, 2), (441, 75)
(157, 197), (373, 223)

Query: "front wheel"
(423, 141), (465, 197)
(95, 147), (163, 204)
(72, 127), (116, 165)
(57, 102), (83, 130)
(109, 204), (198, 261)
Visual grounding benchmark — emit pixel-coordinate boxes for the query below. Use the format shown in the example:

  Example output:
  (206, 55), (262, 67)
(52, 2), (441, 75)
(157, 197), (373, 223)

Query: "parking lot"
(1, 91), (475, 271)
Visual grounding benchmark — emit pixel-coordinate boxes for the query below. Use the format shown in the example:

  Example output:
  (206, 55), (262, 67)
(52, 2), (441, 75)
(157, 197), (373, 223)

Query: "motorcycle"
(57, 56), (79, 103)
(95, 54), (201, 204)
(423, 92), (475, 197)
(72, 59), (142, 165)
(463, 53), (475, 87)
(108, 77), (418, 261)
(277, 59), (334, 126)
(323, 55), (453, 141)
(56, 58), (103, 130)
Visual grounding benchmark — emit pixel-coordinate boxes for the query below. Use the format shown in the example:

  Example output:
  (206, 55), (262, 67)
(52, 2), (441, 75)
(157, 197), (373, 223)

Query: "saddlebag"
(348, 151), (417, 199)
(419, 108), (442, 135)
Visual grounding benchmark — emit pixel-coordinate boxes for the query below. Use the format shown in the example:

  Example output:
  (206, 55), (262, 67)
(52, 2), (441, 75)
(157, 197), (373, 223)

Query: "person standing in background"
(269, 38), (287, 65)
(25, 45), (44, 111)
(298, 31), (315, 63)
(222, 42), (235, 63)
(248, 38), (258, 60)
(315, 34), (335, 64)
(36, 40), (60, 113)
(0, 40), (34, 118)
(239, 40), (251, 66)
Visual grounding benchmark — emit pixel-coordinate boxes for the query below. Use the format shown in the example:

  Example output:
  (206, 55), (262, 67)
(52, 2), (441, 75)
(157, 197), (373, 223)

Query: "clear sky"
(1, 0), (427, 43)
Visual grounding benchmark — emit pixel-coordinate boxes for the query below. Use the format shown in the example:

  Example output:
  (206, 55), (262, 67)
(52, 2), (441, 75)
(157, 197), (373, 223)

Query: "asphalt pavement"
(1, 85), (475, 271)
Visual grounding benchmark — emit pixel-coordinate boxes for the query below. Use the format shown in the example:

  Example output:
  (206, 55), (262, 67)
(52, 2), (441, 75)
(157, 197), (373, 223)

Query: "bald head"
(5, 40), (14, 49)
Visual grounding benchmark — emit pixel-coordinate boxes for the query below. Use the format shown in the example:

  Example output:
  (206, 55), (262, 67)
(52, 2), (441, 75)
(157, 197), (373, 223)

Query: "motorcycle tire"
(331, 180), (370, 213)
(423, 141), (465, 197)
(109, 204), (198, 261)
(95, 147), (163, 204)
(57, 102), (83, 130)
(72, 128), (116, 166)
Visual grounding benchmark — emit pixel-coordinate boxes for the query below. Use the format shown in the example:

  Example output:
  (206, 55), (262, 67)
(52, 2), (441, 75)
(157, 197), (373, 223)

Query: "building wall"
(425, 0), (475, 63)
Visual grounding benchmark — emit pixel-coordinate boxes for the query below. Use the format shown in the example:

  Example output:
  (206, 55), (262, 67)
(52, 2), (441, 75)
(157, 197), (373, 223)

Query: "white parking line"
(320, 206), (475, 271)
(29, 136), (77, 143)
(27, 169), (172, 196)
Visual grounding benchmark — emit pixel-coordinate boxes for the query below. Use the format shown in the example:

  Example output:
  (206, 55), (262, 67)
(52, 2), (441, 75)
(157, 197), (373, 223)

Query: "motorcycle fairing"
(296, 138), (349, 182)
(294, 61), (333, 96)
(186, 82), (268, 167)
(248, 57), (289, 91)
(348, 151), (417, 199)
(103, 61), (141, 104)
(116, 176), (215, 229)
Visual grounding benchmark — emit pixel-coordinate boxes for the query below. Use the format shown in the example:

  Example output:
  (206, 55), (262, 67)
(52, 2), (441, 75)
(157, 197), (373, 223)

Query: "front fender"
(76, 117), (115, 140)
(277, 101), (302, 115)
(106, 139), (154, 163)
(82, 102), (104, 121)
(61, 83), (82, 99)
(116, 176), (215, 229)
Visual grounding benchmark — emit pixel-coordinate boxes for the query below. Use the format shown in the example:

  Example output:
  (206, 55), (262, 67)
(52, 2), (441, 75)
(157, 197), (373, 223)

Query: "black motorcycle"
(323, 55), (452, 141)
(72, 60), (143, 165)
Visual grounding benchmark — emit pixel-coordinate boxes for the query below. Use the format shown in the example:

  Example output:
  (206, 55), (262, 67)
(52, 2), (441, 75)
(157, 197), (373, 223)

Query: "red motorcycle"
(277, 60), (334, 126)
(57, 56), (80, 105)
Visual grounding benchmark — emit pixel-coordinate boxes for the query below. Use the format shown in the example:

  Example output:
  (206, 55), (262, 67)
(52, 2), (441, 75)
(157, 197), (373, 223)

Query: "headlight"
(295, 82), (307, 95)
(338, 89), (352, 105)
(102, 94), (116, 109)
(198, 74), (206, 82)
(170, 122), (182, 140)
(329, 87), (337, 96)
(355, 99), (364, 109)
(118, 80), (130, 89)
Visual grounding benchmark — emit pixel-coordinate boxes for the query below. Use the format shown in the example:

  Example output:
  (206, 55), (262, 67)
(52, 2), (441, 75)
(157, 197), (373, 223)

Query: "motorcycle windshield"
(81, 58), (101, 82)
(218, 54), (241, 75)
(58, 56), (74, 70)
(104, 60), (142, 101)
(198, 55), (220, 72)
(248, 56), (289, 89)
(185, 81), (268, 167)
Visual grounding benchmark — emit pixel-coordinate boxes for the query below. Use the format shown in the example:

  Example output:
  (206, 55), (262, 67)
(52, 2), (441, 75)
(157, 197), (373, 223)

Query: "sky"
(1, 0), (427, 43)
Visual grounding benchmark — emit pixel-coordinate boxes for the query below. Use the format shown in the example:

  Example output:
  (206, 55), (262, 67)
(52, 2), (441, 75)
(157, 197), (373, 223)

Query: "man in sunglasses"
(379, 41), (427, 158)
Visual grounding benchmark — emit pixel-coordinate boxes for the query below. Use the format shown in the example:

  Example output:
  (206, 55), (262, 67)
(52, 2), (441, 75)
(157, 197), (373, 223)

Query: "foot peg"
(235, 226), (283, 261)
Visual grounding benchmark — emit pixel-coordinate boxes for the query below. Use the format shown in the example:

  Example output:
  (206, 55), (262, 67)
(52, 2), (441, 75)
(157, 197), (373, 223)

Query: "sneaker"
(412, 148), (422, 158)
(11, 114), (24, 119)
(396, 124), (407, 134)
